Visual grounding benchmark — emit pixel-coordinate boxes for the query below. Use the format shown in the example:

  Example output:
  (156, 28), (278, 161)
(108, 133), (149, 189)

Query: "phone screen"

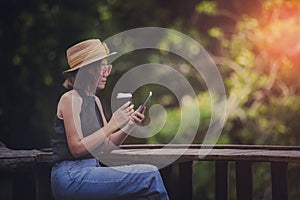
(139, 91), (152, 112)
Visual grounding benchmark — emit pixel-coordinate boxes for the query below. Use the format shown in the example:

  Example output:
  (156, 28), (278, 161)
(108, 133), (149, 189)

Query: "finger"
(141, 106), (146, 114)
(129, 109), (134, 115)
(134, 111), (145, 120)
(131, 115), (142, 124)
(137, 105), (146, 114)
(131, 114), (144, 124)
(137, 105), (143, 113)
(130, 104), (135, 111)
(126, 104), (134, 113)
(120, 101), (131, 110)
(129, 104), (134, 110)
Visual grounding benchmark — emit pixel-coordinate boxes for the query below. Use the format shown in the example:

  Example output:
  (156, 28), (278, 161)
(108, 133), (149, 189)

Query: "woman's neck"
(74, 88), (94, 97)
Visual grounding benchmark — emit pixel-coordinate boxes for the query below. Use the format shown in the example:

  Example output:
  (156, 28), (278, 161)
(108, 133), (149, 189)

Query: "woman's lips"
(100, 79), (106, 85)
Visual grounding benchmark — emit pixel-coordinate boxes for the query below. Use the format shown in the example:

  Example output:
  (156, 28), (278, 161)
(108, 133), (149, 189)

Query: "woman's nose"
(100, 65), (112, 77)
(102, 71), (109, 77)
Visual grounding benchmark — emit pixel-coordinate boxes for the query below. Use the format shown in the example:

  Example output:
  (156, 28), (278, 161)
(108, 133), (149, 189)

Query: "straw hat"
(63, 39), (117, 74)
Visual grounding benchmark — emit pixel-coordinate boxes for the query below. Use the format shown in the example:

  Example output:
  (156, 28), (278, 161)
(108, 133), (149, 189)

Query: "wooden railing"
(1, 144), (300, 200)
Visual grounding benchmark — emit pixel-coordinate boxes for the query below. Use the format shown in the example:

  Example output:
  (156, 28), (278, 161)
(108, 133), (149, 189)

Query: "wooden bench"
(1, 144), (300, 199)
(0, 144), (52, 200)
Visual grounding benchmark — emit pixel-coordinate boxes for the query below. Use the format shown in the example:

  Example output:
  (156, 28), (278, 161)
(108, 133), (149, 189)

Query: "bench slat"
(179, 161), (193, 200)
(271, 162), (288, 200)
(236, 161), (253, 200)
(215, 161), (229, 200)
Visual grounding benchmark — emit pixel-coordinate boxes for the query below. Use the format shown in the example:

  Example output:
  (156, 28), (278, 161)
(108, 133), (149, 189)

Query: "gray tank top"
(51, 92), (104, 163)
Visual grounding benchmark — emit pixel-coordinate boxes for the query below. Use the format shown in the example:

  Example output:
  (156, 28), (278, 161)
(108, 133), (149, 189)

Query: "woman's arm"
(60, 92), (132, 158)
(105, 109), (145, 151)
(112, 107), (145, 145)
(95, 97), (145, 152)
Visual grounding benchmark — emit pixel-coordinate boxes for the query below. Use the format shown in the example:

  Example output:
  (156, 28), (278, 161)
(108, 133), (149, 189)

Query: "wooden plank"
(236, 161), (253, 200)
(160, 165), (175, 200)
(0, 147), (38, 171)
(215, 161), (229, 200)
(0, 147), (40, 158)
(271, 162), (288, 200)
(2, 145), (300, 167)
(120, 144), (300, 150)
(192, 148), (300, 163)
(102, 148), (300, 164)
(0, 157), (35, 171)
(179, 161), (193, 200)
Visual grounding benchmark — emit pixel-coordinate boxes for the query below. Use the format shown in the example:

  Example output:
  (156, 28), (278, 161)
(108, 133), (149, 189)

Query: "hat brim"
(63, 51), (117, 74)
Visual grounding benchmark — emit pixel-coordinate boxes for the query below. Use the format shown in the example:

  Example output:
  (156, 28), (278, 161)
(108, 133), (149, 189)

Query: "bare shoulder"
(59, 90), (73, 105)
(57, 90), (81, 117)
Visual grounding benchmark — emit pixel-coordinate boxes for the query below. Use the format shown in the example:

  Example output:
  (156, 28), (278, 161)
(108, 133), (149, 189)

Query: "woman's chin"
(97, 84), (105, 90)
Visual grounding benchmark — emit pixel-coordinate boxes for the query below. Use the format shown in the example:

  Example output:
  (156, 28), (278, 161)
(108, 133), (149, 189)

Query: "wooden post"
(215, 161), (229, 200)
(236, 161), (253, 200)
(35, 163), (53, 200)
(271, 162), (288, 200)
(179, 161), (193, 200)
(160, 165), (174, 199)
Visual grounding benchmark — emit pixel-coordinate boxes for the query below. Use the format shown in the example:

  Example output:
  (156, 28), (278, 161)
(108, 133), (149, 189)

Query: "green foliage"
(148, 92), (212, 144)
(193, 162), (215, 199)
(218, 0), (300, 146)
(195, 1), (218, 16)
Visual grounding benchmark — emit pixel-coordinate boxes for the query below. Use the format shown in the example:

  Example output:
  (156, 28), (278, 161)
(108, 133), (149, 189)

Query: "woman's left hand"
(122, 106), (145, 134)
(130, 106), (145, 125)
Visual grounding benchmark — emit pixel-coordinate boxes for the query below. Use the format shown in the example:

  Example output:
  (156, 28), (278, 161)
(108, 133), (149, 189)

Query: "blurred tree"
(217, 0), (300, 145)
(145, 0), (300, 198)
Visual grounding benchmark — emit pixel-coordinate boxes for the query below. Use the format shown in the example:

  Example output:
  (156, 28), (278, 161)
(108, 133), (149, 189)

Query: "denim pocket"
(67, 160), (85, 181)
(67, 160), (82, 171)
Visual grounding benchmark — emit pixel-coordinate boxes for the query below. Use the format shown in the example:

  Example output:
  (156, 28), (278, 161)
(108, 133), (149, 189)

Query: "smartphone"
(138, 91), (152, 112)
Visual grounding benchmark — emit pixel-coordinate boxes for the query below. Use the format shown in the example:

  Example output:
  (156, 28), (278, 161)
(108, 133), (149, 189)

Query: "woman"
(51, 39), (169, 200)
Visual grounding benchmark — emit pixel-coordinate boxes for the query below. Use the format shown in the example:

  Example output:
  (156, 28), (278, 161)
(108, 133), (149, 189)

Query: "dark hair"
(62, 61), (101, 92)
(63, 70), (78, 89)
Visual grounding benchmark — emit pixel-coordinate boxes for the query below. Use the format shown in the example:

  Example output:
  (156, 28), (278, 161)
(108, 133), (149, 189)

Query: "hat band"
(69, 48), (106, 69)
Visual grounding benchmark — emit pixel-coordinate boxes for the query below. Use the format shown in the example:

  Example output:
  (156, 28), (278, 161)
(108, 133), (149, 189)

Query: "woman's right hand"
(109, 101), (134, 130)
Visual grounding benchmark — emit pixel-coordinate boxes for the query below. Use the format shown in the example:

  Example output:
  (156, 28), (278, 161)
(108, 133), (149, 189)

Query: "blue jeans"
(51, 158), (169, 200)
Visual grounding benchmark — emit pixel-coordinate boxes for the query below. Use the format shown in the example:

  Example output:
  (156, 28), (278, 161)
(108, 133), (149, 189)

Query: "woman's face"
(96, 59), (112, 90)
